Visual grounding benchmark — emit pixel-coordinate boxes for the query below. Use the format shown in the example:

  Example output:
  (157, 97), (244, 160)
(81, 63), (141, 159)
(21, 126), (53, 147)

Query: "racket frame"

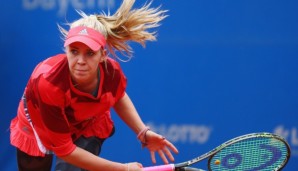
(174, 132), (291, 170)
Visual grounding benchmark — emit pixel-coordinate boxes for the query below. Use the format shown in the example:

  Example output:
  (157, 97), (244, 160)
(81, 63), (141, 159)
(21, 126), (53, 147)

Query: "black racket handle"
(176, 167), (205, 171)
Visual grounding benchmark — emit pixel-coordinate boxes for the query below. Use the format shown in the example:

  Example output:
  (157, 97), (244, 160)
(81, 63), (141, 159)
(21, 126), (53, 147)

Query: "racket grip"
(143, 164), (175, 171)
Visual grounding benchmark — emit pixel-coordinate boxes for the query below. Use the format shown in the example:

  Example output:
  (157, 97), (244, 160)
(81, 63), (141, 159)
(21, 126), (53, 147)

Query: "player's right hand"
(127, 162), (143, 171)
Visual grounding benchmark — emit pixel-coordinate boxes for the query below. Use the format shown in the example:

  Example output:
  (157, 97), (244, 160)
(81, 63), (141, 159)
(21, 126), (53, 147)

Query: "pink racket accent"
(143, 164), (175, 171)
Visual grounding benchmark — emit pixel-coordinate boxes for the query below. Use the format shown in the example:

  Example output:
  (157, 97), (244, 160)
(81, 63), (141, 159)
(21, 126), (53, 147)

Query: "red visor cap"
(64, 26), (106, 51)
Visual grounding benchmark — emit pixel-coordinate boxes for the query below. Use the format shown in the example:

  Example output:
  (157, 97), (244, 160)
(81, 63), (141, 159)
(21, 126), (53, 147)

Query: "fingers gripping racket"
(143, 132), (291, 171)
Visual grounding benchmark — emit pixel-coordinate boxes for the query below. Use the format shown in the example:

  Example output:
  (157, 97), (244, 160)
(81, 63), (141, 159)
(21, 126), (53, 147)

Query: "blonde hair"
(60, 0), (167, 60)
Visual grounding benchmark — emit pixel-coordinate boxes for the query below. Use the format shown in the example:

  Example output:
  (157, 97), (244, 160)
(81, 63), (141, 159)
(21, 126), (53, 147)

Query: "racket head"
(208, 133), (290, 171)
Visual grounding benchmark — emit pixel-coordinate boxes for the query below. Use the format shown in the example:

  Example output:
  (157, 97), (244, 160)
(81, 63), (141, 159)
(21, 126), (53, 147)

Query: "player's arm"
(113, 92), (146, 134)
(60, 146), (142, 171)
(113, 92), (179, 164)
(60, 146), (125, 170)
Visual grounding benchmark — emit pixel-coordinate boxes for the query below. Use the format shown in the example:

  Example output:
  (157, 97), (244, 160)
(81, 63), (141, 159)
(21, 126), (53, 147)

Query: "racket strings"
(209, 137), (288, 171)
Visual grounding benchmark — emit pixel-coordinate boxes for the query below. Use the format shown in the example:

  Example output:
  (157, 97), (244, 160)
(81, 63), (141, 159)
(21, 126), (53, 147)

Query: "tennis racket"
(143, 132), (291, 171)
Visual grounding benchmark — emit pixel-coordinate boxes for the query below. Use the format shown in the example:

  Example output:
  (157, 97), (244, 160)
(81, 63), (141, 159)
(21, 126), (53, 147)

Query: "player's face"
(66, 42), (105, 85)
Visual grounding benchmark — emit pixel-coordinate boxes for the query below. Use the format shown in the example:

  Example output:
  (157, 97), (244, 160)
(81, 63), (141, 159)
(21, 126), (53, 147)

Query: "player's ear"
(101, 48), (107, 57)
(99, 48), (108, 63)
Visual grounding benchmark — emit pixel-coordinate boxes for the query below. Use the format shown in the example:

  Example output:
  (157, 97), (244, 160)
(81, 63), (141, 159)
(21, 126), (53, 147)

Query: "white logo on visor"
(79, 29), (88, 35)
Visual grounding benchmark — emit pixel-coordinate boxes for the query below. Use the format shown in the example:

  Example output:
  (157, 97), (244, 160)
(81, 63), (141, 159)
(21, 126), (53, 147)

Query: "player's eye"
(70, 49), (78, 55)
(87, 51), (95, 56)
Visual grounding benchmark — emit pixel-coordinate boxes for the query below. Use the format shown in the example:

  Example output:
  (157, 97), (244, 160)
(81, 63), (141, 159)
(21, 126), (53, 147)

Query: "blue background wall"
(1, 0), (297, 170)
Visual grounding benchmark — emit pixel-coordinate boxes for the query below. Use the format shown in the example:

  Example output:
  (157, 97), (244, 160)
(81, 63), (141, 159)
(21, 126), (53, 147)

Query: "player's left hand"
(143, 130), (179, 164)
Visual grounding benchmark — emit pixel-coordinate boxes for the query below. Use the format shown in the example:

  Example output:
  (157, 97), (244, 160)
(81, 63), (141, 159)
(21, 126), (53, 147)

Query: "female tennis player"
(9, 0), (178, 170)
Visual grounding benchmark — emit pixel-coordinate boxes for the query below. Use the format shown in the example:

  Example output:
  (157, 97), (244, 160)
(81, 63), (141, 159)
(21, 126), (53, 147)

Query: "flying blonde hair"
(59, 0), (167, 60)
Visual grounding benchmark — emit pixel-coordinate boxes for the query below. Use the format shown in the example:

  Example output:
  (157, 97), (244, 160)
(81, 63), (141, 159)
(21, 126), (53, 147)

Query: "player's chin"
(73, 69), (89, 76)
(73, 71), (91, 79)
